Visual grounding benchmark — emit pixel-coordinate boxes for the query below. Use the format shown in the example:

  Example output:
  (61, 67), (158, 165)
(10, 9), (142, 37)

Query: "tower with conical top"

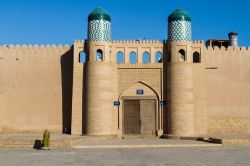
(85, 7), (118, 135)
(166, 9), (195, 137)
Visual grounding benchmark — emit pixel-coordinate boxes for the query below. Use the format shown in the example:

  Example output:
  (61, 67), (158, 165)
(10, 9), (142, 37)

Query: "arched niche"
(129, 52), (137, 64)
(116, 52), (124, 64)
(96, 49), (103, 61)
(155, 51), (163, 63)
(142, 52), (150, 64)
(193, 51), (201, 63)
(178, 49), (186, 61)
(79, 52), (86, 63)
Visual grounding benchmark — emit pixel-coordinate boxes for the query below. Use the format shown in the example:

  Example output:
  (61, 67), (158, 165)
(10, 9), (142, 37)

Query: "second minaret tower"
(85, 7), (118, 135)
(166, 9), (195, 137)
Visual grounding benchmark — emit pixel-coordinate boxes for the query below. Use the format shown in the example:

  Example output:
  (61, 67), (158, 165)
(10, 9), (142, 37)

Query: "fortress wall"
(111, 40), (164, 64)
(0, 49), (3, 133)
(71, 41), (85, 135)
(192, 42), (207, 136)
(0, 45), (72, 133)
(193, 63), (207, 136)
(204, 46), (250, 135)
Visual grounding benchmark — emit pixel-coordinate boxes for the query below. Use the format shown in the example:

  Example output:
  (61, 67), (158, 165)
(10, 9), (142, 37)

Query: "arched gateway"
(119, 82), (159, 136)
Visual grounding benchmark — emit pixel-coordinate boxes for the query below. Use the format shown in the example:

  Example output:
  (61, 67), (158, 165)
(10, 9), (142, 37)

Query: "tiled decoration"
(88, 20), (111, 42)
(168, 20), (192, 42)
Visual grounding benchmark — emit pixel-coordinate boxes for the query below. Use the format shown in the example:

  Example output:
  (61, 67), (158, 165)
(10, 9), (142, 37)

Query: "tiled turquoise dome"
(88, 7), (112, 42)
(168, 9), (191, 22)
(168, 9), (192, 42)
(88, 7), (111, 22)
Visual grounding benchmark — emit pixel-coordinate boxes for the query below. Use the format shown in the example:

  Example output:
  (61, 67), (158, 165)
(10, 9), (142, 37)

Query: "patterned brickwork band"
(88, 20), (112, 42)
(168, 20), (192, 42)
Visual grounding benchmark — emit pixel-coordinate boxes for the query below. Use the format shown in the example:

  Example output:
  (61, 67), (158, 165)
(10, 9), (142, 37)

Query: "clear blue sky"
(0, 0), (249, 46)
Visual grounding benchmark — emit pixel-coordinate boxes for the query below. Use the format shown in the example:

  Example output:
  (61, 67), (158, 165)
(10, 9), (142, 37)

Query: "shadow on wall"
(60, 47), (74, 134)
(162, 43), (168, 134)
(82, 64), (86, 135)
(82, 41), (88, 135)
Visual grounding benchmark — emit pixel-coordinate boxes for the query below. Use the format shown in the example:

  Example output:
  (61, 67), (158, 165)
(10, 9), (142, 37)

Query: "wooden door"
(123, 100), (140, 134)
(140, 100), (156, 134)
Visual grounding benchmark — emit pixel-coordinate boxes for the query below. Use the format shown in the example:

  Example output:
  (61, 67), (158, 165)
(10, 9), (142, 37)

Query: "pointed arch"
(142, 52), (150, 63)
(178, 49), (185, 61)
(193, 51), (201, 63)
(129, 52), (137, 64)
(118, 81), (159, 101)
(116, 51), (124, 64)
(155, 51), (163, 63)
(96, 49), (103, 61)
(79, 52), (86, 63)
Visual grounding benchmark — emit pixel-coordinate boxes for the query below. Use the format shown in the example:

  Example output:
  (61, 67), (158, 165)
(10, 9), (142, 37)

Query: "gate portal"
(123, 99), (156, 135)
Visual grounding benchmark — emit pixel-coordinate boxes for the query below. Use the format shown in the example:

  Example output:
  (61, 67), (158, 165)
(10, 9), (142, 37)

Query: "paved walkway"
(71, 139), (221, 149)
(0, 134), (221, 148)
(1, 134), (250, 165)
(1, 146), (250, 166)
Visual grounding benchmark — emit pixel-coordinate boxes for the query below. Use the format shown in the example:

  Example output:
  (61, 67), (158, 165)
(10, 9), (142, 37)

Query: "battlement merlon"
(192, 40), (205, 47)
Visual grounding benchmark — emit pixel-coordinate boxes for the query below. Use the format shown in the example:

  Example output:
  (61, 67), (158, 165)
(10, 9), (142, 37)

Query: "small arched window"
(96, 49), (103, 61)
(178, 49), (185, 61)
(142, 52), (150, 63)
(116, 52), (124, 64)
(155, 52), (163, 63)
(129, 52), (137, 64)
(79, 52), (86, 63)
(193, 51), (201, 63)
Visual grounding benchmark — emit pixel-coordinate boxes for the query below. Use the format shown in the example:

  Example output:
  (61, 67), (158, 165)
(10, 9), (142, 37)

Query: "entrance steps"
(122, 134), (157, 139)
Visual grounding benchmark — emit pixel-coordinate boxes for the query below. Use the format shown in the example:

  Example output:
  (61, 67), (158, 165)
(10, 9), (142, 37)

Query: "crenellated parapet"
(192, 40), (205, 47)
(204, 46), (250, 58)
(0, 44), (71, 50)
(73, 38), (165, 64)
(74, 40), (85, 47)
(204, 45), (250, 69)
(0, 44), (72, 61)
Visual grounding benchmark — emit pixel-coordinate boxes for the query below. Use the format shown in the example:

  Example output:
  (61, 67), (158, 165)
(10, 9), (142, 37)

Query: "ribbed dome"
(88, 7), (111, 22)
(168, 9), (191, 22)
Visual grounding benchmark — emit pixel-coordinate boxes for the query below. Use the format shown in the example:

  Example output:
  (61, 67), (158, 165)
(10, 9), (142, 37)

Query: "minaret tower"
(166, 9), (195, 137)
(85, 7), (117, 135)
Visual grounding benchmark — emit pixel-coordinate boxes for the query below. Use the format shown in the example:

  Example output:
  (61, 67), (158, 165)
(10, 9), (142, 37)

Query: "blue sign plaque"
(114, 101), (120, 106)
(136, 89), (144, 95)
(160, 100), (166, 106)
